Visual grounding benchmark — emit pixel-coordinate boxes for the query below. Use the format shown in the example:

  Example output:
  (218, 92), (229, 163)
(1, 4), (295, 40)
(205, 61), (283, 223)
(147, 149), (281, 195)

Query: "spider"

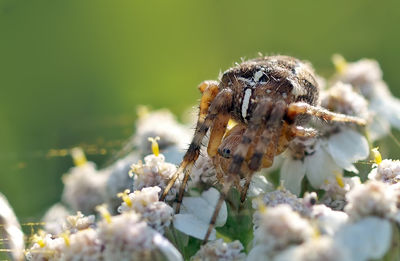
(160, 55), (366, 242)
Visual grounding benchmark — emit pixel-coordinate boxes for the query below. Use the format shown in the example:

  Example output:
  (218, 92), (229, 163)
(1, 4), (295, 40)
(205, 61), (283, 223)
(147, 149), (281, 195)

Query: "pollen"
(70, 147), (87, 167)
(60, 231), (71, 247)
(32, 232), (46, 248)
(372, 147), (382, 165)
(117, 189), (132, 207)
(96, 204), (112, 224)
(334, 172), (345, 188)
(148, 136), (161, 156)
(332, 54), (348, 74)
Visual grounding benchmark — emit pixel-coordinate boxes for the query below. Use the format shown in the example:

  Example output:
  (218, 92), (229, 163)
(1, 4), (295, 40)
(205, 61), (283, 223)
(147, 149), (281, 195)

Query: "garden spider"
(160, 55), (366, 242)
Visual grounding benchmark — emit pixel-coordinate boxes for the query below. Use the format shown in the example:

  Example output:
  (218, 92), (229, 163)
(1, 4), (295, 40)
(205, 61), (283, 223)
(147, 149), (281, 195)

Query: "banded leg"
(160, 81), (219, 201)
(287, 102), (366, 125)
(228, 99), (274, 175)
(173, 90), (233, 213)
(240, 100), (287, 202)
(203, 177), (233, 243)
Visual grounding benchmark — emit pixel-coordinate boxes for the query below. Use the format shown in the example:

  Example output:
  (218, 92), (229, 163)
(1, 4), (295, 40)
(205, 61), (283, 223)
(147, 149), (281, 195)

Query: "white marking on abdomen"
(242, 88), (252, 119)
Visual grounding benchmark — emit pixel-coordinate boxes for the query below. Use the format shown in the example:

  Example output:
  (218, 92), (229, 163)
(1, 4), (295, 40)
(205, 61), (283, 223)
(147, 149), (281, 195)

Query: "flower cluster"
(117, 186), (174, 233)
(5, 56), (400, 261)
(26, 211), (183, 261)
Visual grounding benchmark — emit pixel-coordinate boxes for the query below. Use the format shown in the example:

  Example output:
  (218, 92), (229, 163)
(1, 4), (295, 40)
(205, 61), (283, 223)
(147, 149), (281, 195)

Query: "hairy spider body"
(160, 55), (366, 243)
(222, 56), (318, 124)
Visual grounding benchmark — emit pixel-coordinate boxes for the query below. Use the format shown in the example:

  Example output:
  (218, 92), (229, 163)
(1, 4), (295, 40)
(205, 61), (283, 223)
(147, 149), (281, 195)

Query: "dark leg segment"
(240, 100), (286, 202)
(228, 99), (274, 175)
(160, 81), (219, 201)
(168, 89), (233, 213)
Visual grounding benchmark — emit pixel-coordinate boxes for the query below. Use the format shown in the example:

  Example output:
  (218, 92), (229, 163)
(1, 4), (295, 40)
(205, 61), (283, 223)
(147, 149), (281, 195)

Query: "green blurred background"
(1, 0), (400, 223)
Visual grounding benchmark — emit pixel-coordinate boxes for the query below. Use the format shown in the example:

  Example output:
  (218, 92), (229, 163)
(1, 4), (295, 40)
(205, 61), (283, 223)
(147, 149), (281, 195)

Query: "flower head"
(344, 180), (398, 220)
(117, 187), (173, 233)
(252, 205), (314, 253)
(191, 239), (246, 261)
(130, 154), (180, 201)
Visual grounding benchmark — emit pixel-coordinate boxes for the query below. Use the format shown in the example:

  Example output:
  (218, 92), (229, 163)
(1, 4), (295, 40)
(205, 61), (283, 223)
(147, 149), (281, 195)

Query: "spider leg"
(160, 81), (219, 202)
(171, 89), (233, 214)
(203, 99), (274, 243)
(287, 102), (366, 125)
(228, 99), (274, 175)
(203, 177), (233, 244)
(290, 125), (318, 138)
(240, 100), (287, 202)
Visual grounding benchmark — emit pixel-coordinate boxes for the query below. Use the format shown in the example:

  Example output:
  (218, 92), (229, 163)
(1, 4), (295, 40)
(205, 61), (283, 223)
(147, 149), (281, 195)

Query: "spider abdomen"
(220, 55), (319, 124)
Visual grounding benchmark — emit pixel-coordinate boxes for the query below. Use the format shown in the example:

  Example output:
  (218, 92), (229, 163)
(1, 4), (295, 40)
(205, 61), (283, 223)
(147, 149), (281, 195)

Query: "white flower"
(174, 188), (227, 240)
(334, 217), (392, 261)
(320, 176), (361, 210)
(368, 159), (400, 184)
(59, 228), (102, 261)
(240, 174), (273, 198)
(320, 82), (369, 125)
(280, 131), (368, 196)
(252, 205), (314, 254)
(191, 239), (246, 261)
(105, 152), (137, 212)
(63, 211), (95, 233)
(189, 150), (218, 188)
(62, 161), (109, 214)
(98, 212), (183, 261)
(42, 203), (70, 236)
(131, 154), (181, 201)
(0, 193), (24, 261)
(252, 188), (311, 226)
(26, 233), (65, 261)
(345, 180), (398, 220)
(273, 236), (352, 261)
(133, 108), (192, 158)
(118, 186), (174, 233)
(310, 204), (348, 236)
(333, 57), (400, 140)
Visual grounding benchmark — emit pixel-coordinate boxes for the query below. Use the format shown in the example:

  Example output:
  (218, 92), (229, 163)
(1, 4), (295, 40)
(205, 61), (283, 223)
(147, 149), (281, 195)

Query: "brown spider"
(160, 55), (366, 242)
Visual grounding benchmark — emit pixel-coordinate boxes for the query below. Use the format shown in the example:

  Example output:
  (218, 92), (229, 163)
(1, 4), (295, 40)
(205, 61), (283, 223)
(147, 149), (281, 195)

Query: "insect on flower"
(160, 55), (366, 242)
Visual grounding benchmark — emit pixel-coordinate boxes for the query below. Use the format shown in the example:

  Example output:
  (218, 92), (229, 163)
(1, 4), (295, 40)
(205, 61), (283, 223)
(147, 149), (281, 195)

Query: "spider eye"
(218, 148), (231, 158)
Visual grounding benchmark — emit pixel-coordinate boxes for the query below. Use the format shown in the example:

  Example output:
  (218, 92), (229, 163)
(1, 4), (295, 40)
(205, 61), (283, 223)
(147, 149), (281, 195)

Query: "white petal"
(305, 148), (342, 189)
(326, 129), (369, 173)
(0, 193), (24, 261)
(173, 214), (216, 240)
(280, 159), (306, 196)
(182, 188), (227, 227)
(247, 245), (273, 261)
(371, 93), (400, 129)
(335, 217), (392, 261)
(369, 115), (391, 141)
(242, 174), (273, 198)
(153, 233), (184, 261)
(312, 204), (348, 236)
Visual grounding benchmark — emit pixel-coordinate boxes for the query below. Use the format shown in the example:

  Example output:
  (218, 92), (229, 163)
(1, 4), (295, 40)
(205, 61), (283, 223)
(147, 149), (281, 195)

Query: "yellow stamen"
(254, 197), (266, 213)
(32, 233), (46, 248)
(117, 189), (132, 207)
(334, 172), (345, 188)
(70, 147), (87, 167)
(61, 231), (70, 247)
(96, 204), (112, 224)
(312, 223), (321, 239)
(372, 147), (382, 165)
(148, 136), (160, 156)
(332, 54), (348, 74)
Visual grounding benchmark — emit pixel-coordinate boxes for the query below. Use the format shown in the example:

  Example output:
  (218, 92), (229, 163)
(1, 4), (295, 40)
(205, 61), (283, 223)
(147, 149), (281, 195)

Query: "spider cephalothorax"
(160, 55), (366, 242)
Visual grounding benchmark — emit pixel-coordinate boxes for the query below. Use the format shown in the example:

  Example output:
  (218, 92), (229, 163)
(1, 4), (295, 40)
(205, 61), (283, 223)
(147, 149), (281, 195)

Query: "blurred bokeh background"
(1, 0), (400, 223)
